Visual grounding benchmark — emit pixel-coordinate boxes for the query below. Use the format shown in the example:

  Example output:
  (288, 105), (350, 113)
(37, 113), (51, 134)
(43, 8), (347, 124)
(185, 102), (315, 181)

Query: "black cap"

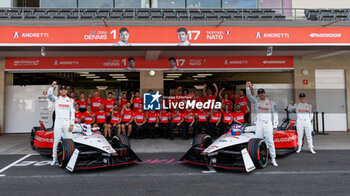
(60, 85), (67, 90)
(299, 93), (306, 98)
(257, 88), (265, 94)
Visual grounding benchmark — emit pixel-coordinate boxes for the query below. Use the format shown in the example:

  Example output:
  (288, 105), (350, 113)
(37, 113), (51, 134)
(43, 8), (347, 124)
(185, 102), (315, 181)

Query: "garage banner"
(1, 26), (350, 46)
(5, 56), (293, 71)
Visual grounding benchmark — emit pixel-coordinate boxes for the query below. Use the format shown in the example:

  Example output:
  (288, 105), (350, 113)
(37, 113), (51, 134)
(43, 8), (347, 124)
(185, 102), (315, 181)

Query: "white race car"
(31, 122), (141, 171)
(181, 124), (298, 172)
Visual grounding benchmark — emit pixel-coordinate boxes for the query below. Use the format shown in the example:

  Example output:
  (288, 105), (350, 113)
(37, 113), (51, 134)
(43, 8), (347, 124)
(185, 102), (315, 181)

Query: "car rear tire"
(57, 138), (75, 168)
(193, 134), (213, 156)
(30, 127), (40, 149)
(112, 134), (130, 157)
(247, 138), (268, 169)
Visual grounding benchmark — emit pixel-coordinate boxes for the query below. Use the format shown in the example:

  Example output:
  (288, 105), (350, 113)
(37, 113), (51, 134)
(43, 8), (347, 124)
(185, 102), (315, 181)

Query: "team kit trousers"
(52, 118), (72, 159)
(296, 119), (313, 149)
(255, 119), (276, 158)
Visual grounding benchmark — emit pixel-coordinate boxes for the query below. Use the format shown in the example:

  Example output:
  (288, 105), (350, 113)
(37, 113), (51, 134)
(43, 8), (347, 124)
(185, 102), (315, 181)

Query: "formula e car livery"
(30, 121), (141, 171)
(181, 121), (298, 172)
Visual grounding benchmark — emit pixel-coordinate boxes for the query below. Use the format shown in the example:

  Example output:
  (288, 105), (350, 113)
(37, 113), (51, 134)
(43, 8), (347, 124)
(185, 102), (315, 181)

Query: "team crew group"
(70, 83), (250, 140)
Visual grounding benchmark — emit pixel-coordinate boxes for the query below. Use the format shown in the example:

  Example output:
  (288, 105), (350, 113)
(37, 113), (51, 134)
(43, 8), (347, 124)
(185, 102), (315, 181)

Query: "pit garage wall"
(294, 55), (350, 131)
(0, 58), (4, 134)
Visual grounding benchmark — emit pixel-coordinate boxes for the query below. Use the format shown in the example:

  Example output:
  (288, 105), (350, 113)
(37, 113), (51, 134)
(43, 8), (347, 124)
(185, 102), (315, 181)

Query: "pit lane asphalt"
(0, 150), (349, 196)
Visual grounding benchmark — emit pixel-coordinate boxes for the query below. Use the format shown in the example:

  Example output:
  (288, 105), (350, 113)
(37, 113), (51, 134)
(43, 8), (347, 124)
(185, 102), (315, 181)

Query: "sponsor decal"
(263, 60), (286, 64)
(12, 32), (49, 38)
(309, 33), (342, 38)
(35, 136), (54, 143)
(143, 91), (161, 110)
(13, 60), (40, 66)
(274, 135), (297, 143)
(255, 32), (290, 39)
(84, 30), (108, 40)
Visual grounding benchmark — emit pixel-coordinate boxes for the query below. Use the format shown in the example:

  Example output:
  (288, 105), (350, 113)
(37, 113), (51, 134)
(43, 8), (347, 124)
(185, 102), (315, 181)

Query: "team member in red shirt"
(133, 104), (147, 139)
(233, 104), (246, 125)
(83, 105), (95, 126)
(169, 109), (186, 140)
(108, 104), (122, 136)
(74, 103), (84, 124)
(131, 92), (143, 111)
(147, 110), (160, 139)
(195, 108), (209, 136)
(235, 89), (250, 122)
(219, 88), (233, 111)
(89, 91), (104, 112)
(94, 105), (109, 138)
(103, 92), (116, 112)
(119, 93), (129, 110)
(221, 104), (234, 132)
(184, 108), (195, 139)
(204, 83), (219, 110)
(77, 93), (88, 113)
(121, 102), (134, 137)
(209, 108), (222, 137)
(159, 109), (170, 139)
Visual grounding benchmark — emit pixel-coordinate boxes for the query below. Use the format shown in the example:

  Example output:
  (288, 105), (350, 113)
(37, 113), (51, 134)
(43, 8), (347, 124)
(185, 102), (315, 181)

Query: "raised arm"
(213, 83), (219, 97)
(287, 100), (297, 112)
(176, 86), (182, 95)
(48, 81), (57, 102)
(203, 84), (207, 97)
(245, 82), (257, 104)
(218, 88), (225, 100)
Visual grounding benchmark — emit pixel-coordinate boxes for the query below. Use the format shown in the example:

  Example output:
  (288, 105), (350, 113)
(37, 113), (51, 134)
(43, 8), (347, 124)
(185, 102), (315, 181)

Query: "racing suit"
(246, 87), (278, 158)
(288, 103), (314, 150)
(48, 87), (75, 160)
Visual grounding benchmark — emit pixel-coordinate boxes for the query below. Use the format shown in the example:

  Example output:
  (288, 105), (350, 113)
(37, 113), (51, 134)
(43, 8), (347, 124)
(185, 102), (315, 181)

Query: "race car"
(181, 121), (298, 172)
(30, 121), (141, 171)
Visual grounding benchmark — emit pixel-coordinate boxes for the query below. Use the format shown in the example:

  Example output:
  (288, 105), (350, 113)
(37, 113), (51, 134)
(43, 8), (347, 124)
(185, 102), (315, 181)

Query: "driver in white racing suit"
(48, 81), (75, 166)
(288, 93), (316, 154)
(246, 82), (278, 167)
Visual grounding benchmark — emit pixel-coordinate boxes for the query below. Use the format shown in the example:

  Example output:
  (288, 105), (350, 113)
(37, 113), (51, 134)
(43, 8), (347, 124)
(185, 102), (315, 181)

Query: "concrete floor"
(0, 132), (349, 155)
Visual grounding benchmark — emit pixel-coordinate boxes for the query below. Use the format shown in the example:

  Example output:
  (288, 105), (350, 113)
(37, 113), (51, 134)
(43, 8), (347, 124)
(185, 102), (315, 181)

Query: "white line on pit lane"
(254, 170), (350, 175)
(0, 154), (31, 177)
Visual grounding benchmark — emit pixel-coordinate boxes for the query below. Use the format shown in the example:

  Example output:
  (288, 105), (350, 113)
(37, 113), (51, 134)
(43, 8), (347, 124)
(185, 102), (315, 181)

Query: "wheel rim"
(259, 142), (268, 167)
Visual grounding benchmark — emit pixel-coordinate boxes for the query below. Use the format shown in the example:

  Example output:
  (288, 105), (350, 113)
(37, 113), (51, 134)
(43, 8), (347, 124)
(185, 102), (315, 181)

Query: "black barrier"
(320, 112), (329, 135)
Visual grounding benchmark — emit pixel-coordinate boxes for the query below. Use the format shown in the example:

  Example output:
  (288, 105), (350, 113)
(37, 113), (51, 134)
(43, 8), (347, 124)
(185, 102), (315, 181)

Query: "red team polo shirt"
(90, 97), (104, 112)
(134, 110), (146, 123)
(159, 110), (170, 123)
(75, 111), (83, 123)
(196, 110), (208, 122)
(221, 99), (233, 110)
(120, 99), (129, 110)
(222, 111), (234, 123)
(235, 96), (249, 114)
(76, 99), (87, 109)
(132, 97), (143, 111)
(95, 111), (107, 123)
(233, 111), (245, 123)
(209, 110), (222, 123)
(83, 111), (95, 124)
(103, 99), (116, 112)
(122, 109), (134, 122)
(147, 112), (159, 123)
(110, 111), (121, 124)
(171, 111), (184, 123)
(184, 110), (195, 123)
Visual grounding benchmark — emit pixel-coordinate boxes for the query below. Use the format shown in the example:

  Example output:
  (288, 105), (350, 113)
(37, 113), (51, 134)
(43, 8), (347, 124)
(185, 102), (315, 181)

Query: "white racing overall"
(48, 87), (75, 160)
(246, 87), (278, 158)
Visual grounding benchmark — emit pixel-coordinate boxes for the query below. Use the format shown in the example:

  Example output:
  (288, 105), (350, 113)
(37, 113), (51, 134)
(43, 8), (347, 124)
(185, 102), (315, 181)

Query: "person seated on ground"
(169, 108), (186, 140)
(219, 88), (233, 112)
(233, 104), (246, 125)
(133, 104), (147, 139)
(194, 108), (209, 136)
(208, 108), (222, 137)
(147, 110), (160, 139)
(74, 103), (84, 124)
(94, 105), (109, 138)
(184, 108), (195, 139)
(159, 108), (170, 139)
(83, 105), (95, 126)
(121, 102), (134, 137)
(108, 104), (122, 137)
(221, 104), (234, 133)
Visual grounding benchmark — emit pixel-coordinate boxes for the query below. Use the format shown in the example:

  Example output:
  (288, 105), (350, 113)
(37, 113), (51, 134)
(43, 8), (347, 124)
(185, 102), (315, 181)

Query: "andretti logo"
(309, 33), (342, 38)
